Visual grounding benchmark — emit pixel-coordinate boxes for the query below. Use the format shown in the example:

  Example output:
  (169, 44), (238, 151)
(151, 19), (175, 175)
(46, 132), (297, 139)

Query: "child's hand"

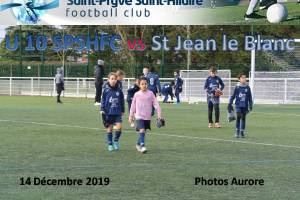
(100, 111), (105, 114)
(128, 116), (133, 124)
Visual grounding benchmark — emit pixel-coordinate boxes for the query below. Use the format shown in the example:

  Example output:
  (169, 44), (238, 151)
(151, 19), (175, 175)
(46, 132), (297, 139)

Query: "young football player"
(127, 78), (140, 112)
(204, 66), (225, 128)
(145, 67), (161, 96)
(174, 70), (183, 104)
(161, 81), (175, 103)
(55, 67), (64, 104)
(129, 77), (162, 154)
(244, 0), (276, 20)
(116, 70), (125, 90)
(101, 73), (125, 151)
(228, 73), (253, 138)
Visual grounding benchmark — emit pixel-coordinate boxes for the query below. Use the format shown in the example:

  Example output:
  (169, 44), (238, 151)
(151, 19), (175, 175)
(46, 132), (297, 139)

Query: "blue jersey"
(229, 84), (253, 109)
(101, 84), (125, 115)
(127, 84), (139, 102)
(174, 75), (183, 92)
(146, 72), (161, 94)
(204, 76), (225, 95)
(161, 83), (172, 94)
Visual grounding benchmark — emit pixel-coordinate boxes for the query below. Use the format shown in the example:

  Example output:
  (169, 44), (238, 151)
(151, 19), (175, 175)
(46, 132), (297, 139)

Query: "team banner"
(0, 0), (299, 24)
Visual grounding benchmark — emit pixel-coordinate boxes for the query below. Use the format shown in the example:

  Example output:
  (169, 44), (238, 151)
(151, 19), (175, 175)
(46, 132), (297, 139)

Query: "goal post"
(250, 38), (300, 104)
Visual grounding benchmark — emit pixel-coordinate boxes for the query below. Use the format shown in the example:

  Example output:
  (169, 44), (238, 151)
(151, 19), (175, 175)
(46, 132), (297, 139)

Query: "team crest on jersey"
(245, 89), (248, 92)
(116, 92), (120, 96)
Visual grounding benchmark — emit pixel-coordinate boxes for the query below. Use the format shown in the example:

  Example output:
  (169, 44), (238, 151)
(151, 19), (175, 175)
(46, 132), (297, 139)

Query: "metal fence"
(0, 77), (300, 104)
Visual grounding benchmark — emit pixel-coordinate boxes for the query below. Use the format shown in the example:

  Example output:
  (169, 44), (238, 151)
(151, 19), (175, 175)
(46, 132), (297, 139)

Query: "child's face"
(174, 72), (177, 77)
(117, 75), (124, 81)
(239, 75), (247, 84)
(143, 68), (148, 76)
(135, 79), (139, 85)
(108, 75), (117, 86)
(210, 71), (216, 77)
(139, 80), (148, 91)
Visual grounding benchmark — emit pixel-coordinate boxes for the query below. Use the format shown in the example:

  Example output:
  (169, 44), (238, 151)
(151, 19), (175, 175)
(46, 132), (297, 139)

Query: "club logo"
(0, 0), (59, 24)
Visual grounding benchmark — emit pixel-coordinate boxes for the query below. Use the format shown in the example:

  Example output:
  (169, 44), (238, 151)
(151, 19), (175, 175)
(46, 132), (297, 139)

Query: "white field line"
(0, 119), (300, 150)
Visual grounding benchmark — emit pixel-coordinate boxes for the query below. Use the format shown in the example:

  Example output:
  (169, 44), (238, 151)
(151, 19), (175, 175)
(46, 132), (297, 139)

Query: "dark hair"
(170, 81), (175, 86)
(149, 66), (156, 72)
(210, 66), (217, 73)
(237, 73), (246, 79)
(138, 76), (148, 84)
(174, 70), (180, 75)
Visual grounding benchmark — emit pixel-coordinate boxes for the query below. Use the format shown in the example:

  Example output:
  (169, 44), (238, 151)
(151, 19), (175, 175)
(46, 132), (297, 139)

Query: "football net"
(252, 39), (300, 104)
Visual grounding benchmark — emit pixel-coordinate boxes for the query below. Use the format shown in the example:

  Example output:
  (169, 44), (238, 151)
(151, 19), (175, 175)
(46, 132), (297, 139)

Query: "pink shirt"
(130, 90), (162, 120)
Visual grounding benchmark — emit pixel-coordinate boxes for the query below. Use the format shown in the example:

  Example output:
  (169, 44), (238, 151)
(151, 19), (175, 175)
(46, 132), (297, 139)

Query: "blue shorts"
(106, 115), (122, 126)
(136, 119), (151, 131)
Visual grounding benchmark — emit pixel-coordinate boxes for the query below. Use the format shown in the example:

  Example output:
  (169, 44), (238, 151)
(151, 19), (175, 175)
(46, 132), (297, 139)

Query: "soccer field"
(0, 96), (299, 199)
(186, 3), (300, 25)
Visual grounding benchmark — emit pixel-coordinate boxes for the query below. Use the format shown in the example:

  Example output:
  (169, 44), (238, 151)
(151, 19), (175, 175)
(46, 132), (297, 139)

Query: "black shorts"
(136, 119), (151, 131)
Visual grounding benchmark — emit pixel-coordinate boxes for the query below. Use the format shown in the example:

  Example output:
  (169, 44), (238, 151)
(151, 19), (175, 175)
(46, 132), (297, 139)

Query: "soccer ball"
(267, 3), (288, 23)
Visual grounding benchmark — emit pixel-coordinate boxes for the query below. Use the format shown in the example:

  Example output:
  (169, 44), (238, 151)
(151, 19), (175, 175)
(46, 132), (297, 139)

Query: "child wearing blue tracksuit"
(161, 81), (175, 103)
(174, 71), (183, 104)
(145, 67), (162, 96)
(127, 78), (140, 112)
(228, 73), (253, 138)
(204, 67), (225, 128)
(101, 72), (125, 151)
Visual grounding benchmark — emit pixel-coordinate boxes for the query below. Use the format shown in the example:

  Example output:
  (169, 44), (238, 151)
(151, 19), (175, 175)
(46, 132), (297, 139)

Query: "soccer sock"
(137, 135), (141, 145)
(139, 132), (145, 147)
(107, 132), (113, 145)
(114, 131), (122, 142)
(246, 0), (259, 15)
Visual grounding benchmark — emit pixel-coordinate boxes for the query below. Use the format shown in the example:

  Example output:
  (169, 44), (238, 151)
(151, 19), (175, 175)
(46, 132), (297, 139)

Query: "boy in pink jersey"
(129, 77), (162, 153)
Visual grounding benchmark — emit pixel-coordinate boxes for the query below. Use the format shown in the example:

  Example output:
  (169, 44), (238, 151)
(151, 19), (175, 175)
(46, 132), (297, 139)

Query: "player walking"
(101, 73), (125, 151)
(228, 73), (253, 138)
(129, 77), (162, 154)
(204, 67), (225, 128)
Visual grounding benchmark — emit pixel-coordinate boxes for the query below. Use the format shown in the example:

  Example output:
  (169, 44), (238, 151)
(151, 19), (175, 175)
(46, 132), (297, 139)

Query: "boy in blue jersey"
(145, 67), (162, 115)
(102, 69), (124, 91)
(127, 78), (140, 112)
(204, 67), (225, 128)
(174, 70), (183, 104)
(161, 81), (175, 103)
(145, 67), (162, 96)
(116, 70), (125, 90)
(228, 73), (253, 138)
(101, 72), (125, 151)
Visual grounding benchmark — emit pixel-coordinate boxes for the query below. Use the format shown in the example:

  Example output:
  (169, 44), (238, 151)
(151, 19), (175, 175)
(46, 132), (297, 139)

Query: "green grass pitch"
(0, 96), (299, 199)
